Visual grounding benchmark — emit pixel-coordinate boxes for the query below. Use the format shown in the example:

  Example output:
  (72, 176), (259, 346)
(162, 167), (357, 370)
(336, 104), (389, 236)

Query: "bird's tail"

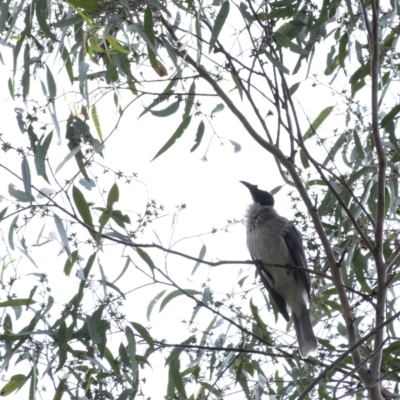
(293, 306), (318, 358)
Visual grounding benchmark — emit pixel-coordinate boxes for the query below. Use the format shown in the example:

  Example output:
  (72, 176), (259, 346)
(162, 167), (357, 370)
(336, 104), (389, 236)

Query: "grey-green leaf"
(159, 289), (201, 312)
(21, 157), (32, 205)
(209, 1), (230, 53)
(190, 120), (205, 153)
(8, 215), (18, 251)
(152, 116), (192, 161)
(54, 213), (71, 259)
(149, 101), (180, 117)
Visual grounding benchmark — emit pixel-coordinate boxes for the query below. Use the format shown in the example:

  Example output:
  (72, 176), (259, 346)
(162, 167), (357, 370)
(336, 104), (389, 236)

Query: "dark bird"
(241, 181), (318, 358)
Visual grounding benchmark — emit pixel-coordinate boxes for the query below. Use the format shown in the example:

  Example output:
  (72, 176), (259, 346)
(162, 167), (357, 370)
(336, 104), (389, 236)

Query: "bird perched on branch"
(241, 181), (318, 358)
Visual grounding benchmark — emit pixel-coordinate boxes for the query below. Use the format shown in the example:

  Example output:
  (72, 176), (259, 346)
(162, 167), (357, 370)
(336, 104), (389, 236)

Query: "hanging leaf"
(54, 145), (82, 175)
(190, 120), (205, 152)
(147, 290), (167, 321)
(130, 321), (154, 350)
(8, 215), (18, 251)
(209, 1), (230, 53)
(72, 185), (94, 229)
(36, 0), (56, 40)
(64, 250), (79, 276)
(54, 213), (72, 259)
(21, 157), (32, 205)
(264, 51), (290, 74)
(303, 106), (334, 140)
(91, 105), (103, 142)
(192, 244), (206, 275)
(152, 116), (192, 161)
(137, 248), (156, 277)
(46, 65), (57, 98)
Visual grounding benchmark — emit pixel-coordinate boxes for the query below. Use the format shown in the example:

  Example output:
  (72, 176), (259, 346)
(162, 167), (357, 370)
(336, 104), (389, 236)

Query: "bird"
(241, 181), (318, 358)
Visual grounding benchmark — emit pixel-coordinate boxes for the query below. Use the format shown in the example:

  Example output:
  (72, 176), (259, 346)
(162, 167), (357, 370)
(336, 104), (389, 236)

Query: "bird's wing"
(284, 224), (311, 297)
(254, 258), (290, 321)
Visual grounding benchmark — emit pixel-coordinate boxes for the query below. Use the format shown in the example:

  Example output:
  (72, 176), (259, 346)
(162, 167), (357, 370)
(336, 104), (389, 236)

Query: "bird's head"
(240, 181), (275, 207)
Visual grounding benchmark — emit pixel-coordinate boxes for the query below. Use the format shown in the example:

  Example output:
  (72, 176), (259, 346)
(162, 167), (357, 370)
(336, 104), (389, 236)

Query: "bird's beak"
(240, 181), (257, 191)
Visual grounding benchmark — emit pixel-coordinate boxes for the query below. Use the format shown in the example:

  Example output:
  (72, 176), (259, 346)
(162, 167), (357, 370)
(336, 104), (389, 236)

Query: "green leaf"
(0, 374), (26, 396)
(183, 81), (196, 120)
(130, 321), (154, 350)
(338, 33), (348, 69)
(88, 307), (103, 345)
(144, 6), (168, 76)
(264, 51), (290, 74)
(159, 289), (201, 312)
(107, 183), (119, 206)
(352, 249), (371, 293)
(8, 215), (18, 251)
(53, 378), (67, 400)
(152, 116), (192, 161)
(64, 250), (79, 276)
(169, 359), (187, 399)
(125, 326), (138, 381)
(190, 120), (205, 152)
(303, 106), (334, 140)
(8, 78), (14, 100)
(192, 244), (206, 275)
(381, 104), (400, 128)
(21, 157), (32, 205)
(0, 207), (8, 222)
(36, 0), (57, 40)
(68, 0), (101, 11)
(149, 101), (180, 118)
(0, 299), (35, 307)
(274, 32), (309, 55)
(250, 299), (271, 341)
(323, 133), (347, 165)
(137, 248), (156, 277)
(8, 183), (34, 203)
(54, 145), (82, 175)
(300, 148), (310, 169)
(209, 1), (230, 53)
(147, 290), (166, 321)
(289, 82), (300, 95)
(72, 186), (94, 229)
(347, 165), (378, 186)
(139, 79), (176, 118)
(231, 74), (243, 100)
(46, 65), (57, 98)
(54, 213), (72, 259)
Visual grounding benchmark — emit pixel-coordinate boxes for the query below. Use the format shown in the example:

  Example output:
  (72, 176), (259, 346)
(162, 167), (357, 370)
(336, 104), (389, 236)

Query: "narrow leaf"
(54, 145), (82, 175)
(21, 158), (32, 205)
(190, 120), (205, 152)
(159, 289), (201, 312)
(152, 116), (192, 161)
(8, 215), (18, 251)
(303, 106), (334, 140)
(209, 1), (230, 53)
(54, 213), (72, 259)
(72, 186), (94, 229)
(147, 290), (167, 321)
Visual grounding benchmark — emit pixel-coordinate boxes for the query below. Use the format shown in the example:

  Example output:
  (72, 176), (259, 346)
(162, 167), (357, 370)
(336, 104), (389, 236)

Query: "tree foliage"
(0, 0), (399, 398)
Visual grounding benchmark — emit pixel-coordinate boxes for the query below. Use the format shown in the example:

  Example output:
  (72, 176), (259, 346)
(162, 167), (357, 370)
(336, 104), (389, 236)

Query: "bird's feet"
(285, 263), (295, 276)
